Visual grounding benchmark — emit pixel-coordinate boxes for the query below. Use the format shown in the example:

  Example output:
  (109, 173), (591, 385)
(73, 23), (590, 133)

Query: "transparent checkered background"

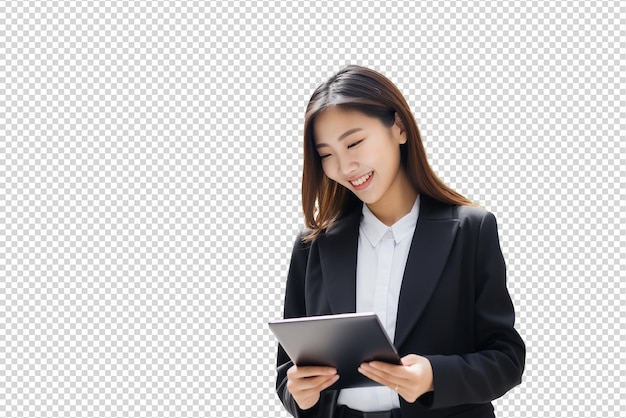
(4, 1), (624, 417)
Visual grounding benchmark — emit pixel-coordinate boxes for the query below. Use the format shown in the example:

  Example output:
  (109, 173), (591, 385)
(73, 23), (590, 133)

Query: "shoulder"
(421, 194), (494, 222)
(420, 194), (498, 231)
(456, 204), (495, 224)
(292, 229), (313, 253)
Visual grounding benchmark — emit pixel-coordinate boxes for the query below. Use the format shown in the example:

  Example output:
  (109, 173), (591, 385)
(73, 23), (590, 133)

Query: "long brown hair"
(302, 65), (473, 240)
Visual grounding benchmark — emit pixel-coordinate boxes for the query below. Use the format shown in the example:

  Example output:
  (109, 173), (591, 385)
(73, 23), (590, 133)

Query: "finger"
(359, 367), (413, 400)
(358, 365), (403, 387)
(288, 366), (337, 378)
(400, 354), (420, 366)
(318, 373), (340, 391)
(358, 366), (389, 386)
(289, 373), (339, 392)
(361, 364), (416, 392)
(361, 362), (409, 380)
(291, 375), (339, 411)
(300, 374), (339, 393)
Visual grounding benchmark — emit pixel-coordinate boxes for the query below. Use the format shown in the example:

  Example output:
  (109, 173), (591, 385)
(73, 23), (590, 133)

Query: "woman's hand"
(286, 365), (339, 410)
(358, 354), (434, 403)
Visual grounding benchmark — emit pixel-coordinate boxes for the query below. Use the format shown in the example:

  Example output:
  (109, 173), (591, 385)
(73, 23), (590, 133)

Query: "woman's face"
(313, 107), (408, 208)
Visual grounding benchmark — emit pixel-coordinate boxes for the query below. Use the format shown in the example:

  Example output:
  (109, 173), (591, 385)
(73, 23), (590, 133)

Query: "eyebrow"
(315, 128), (363, 148)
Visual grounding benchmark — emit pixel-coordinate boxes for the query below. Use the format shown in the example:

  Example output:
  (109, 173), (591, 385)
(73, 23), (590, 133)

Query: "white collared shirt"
(337, 195), (420, 412)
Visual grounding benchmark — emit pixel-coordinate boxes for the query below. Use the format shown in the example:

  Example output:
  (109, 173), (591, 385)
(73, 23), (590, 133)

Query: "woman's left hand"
(358, 354), (434, 403)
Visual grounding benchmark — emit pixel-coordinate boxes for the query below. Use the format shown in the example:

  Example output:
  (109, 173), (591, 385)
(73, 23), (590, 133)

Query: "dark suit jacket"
(276, 195), (525, 418)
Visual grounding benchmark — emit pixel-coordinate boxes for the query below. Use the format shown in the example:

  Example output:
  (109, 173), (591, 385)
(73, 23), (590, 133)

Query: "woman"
(276, 65), (525, 418)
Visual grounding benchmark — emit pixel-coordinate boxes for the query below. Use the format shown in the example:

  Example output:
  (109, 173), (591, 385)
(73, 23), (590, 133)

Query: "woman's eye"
(347, 139), (364, 149)
(319, 154), (331, 160)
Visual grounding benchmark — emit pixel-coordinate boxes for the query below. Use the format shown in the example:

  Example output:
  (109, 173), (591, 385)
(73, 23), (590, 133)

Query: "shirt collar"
(360, 195), (420, 247)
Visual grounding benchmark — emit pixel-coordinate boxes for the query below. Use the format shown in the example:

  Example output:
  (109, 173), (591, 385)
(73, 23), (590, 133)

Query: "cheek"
(320, 160), (335, 178)
(321, 160), (342, 182)
(378, 142), (401, 166)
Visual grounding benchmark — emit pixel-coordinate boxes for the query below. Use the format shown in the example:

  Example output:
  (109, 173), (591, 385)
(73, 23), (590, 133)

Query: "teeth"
(350, 172), (372, 186)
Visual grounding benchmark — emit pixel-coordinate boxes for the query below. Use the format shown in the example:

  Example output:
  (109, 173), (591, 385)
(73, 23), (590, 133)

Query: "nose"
(338, 155), (358, 177)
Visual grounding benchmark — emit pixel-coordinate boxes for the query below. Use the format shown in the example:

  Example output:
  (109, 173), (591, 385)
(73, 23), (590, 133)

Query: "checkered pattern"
(4, 1), (624, 417)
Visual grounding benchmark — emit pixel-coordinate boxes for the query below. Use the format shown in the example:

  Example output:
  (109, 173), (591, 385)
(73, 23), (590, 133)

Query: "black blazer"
(276, 195), (525, 418)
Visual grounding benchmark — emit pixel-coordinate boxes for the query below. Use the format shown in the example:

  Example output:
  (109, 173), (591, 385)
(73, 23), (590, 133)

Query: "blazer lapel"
(394, 196), (460, 349)
(317, 211), (361, 314)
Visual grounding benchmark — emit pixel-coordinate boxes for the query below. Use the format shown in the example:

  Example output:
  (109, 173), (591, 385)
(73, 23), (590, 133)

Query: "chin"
(353, 193), (381, 206)
(342, 183), (379, 205)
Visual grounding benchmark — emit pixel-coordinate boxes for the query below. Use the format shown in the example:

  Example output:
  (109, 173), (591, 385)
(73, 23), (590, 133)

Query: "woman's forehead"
(313, 108), (379, 143)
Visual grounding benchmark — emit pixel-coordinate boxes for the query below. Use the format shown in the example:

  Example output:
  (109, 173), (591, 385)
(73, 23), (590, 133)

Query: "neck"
(366, 170), (418, 226)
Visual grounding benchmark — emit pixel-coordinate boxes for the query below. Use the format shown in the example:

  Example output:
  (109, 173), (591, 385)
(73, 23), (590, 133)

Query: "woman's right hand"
(286, 365), (340, 410)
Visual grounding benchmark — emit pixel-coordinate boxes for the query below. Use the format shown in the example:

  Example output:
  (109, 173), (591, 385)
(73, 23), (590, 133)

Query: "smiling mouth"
(350, 171), (373, 187)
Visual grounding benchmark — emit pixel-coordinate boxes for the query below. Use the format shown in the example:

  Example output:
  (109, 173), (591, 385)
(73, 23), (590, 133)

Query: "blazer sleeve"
(422, 211), (526, 409)
(275, 233), (327, 417)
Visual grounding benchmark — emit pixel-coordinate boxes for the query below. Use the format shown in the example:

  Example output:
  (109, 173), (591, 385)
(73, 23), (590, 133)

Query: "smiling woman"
(276, 65), (525, 418)
(313, 108), (412, 226)
(300, 65), (473, 240)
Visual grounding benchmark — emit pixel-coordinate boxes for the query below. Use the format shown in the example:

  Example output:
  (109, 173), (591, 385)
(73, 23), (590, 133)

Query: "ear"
(394, 112), (408, 144)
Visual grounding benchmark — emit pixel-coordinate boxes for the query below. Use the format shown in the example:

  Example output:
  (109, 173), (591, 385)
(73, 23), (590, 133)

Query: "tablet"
(269, 312), (401, 389)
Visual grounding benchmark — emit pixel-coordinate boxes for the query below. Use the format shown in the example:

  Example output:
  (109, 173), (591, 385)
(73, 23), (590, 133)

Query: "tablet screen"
(269, 312), (401, 389)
